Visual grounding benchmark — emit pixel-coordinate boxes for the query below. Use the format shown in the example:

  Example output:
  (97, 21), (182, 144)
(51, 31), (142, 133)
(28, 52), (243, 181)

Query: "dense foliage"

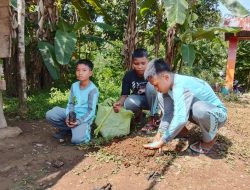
(2, 0), (250, 119)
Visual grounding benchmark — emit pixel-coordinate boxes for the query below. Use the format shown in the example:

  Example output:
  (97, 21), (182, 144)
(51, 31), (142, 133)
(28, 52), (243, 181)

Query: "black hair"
(154, 58), (171, 73)
(132, 48), (148, 59)
(76, 59), (94, 70)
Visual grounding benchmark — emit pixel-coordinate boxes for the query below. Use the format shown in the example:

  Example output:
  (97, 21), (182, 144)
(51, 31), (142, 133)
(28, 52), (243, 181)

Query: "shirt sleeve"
(121, 72), (131, 95)
(66, 85), (74, 117)
(158, 93), (174, 134)
(77, 88), (99, 125)
(161, 87), (194, 142)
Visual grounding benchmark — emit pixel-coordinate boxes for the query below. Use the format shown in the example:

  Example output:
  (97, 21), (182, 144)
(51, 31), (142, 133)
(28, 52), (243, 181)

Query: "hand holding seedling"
(65, 119), (77, 128)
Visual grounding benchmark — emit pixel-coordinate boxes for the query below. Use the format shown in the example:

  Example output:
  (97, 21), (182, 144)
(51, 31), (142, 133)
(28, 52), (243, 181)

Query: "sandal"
(189, 142), (212, 154)
(141, 116), (159, 132)
(141, 123), (158, 132)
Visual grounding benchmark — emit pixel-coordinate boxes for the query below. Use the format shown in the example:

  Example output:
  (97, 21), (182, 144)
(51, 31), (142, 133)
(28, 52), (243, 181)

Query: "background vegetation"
(2, 0), (250, 120)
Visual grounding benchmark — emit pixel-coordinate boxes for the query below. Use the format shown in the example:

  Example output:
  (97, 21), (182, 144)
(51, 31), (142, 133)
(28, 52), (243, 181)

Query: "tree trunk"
(17, 0), (28, 115)
(0, 63), (7, 128)
(154, 8), (162, 57)
(0, 92), (7, 128)
(247, 70), (250, 91)
(123, 0), (137, 70)
(3, 46), (18, 97)
(0, 0), (11, 128)
(165, 26), (177, 67)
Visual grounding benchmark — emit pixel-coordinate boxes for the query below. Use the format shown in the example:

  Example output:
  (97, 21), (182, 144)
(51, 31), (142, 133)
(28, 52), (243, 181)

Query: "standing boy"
(113, 48), (159, 131)
(143, 59), (227, 154)
(46, 59), (99, 144)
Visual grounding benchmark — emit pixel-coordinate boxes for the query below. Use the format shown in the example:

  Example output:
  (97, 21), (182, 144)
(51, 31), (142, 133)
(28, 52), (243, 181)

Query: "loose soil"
(1, 100), (250, 190)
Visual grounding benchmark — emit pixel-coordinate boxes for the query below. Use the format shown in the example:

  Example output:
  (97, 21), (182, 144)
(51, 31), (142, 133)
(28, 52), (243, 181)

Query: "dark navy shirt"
(121, 70), (147, 95)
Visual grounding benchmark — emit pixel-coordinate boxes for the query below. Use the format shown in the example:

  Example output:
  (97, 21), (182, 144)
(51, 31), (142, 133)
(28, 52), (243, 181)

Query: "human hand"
(143, 133), (164, 150)
(143, 139), (164, 150)
(113, 102), (122, 113)
(138, 88), (145, 95)
(153, 132), (162, 142)
(65, 119), (77, 128)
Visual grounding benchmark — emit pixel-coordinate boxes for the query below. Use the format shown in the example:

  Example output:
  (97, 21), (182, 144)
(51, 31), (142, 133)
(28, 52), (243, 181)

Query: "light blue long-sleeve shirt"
(159, 74), (227, 142)
(66, 81), (99, 125)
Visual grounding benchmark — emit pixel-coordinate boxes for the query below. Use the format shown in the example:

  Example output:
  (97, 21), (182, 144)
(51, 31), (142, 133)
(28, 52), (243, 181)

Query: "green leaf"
(54, 30), (77, 65)
(38, 42), (60, 80)
(81, 34), (115, 46)
(57, 20), (74, 32)
(10, 0), (17, 9)
(139, 0), (156, 16)
(181, 44), (195, 67)
(191, 13), (198, 22)
(72, 0), (92, 22)
(220, 0), (250, 17)
(93, 22), (117, 32)
(180, 27), (240, 42)
(73, 20), (89, 31)
(162, 0), (188, 27)
(84, 0), (111, 23)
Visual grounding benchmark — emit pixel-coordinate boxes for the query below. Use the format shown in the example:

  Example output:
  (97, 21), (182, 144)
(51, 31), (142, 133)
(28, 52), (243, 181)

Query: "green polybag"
(94, 104), (133, 138)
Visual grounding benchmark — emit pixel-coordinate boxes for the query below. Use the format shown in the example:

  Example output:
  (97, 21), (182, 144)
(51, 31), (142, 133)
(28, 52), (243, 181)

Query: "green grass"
(3, 88), (69, 119)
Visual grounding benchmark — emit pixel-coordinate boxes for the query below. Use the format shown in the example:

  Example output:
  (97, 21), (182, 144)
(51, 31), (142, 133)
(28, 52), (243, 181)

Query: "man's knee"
(192, 102), (209, 120)
(45, 109), (53, 121)
(71, 135), (90, 144)
(46, 106), (64, 121)
(124, 96), (140, 112)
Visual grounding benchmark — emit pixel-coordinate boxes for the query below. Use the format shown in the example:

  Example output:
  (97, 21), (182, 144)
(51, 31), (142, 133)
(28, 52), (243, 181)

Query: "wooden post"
(225, 36), (238, 90)
(0, 63), (7, 128)
(17, 0), (28, 115)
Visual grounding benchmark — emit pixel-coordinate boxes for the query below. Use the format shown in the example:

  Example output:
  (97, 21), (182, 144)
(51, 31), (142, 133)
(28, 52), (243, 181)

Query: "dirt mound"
(102, 136), (189, 169)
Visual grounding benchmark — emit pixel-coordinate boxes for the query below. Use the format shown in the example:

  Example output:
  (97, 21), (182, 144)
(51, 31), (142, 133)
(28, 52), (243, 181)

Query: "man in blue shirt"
(143, 58), (227, 154)
(46, 59), (99, 144)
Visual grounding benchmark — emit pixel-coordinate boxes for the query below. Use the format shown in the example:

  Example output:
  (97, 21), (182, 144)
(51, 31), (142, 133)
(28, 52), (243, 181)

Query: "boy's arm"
(113, 72), (130, 112)
(116, 95), (128, 106)
(161, 88), (194, 143)
(157, 94), (174, 134)
(121, 72), (131, 97)
(77, 88), (99, 125)
(66, 85), (74, 118)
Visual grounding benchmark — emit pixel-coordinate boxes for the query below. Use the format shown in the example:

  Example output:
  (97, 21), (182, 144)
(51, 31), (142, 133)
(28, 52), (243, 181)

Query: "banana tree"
(123, 0), (137, 69)
(138, 0), (248, 67)
(138, 0), (166, 57)
(38, 19), (116, 80)
(38, 20), (78, 80)
(161, 0), (247, 68)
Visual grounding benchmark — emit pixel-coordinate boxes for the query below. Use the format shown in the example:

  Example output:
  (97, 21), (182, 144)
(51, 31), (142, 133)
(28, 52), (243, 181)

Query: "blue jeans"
(123, 83), (159, 116)
(46, 106), (91, 144)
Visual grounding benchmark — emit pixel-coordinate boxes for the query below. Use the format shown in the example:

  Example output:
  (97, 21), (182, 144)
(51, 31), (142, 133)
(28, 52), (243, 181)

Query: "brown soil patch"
(0, 100), (250, 190)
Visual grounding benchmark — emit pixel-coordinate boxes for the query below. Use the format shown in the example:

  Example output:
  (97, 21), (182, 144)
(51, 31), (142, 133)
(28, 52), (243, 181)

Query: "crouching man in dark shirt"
(113, 48), (159, 131)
